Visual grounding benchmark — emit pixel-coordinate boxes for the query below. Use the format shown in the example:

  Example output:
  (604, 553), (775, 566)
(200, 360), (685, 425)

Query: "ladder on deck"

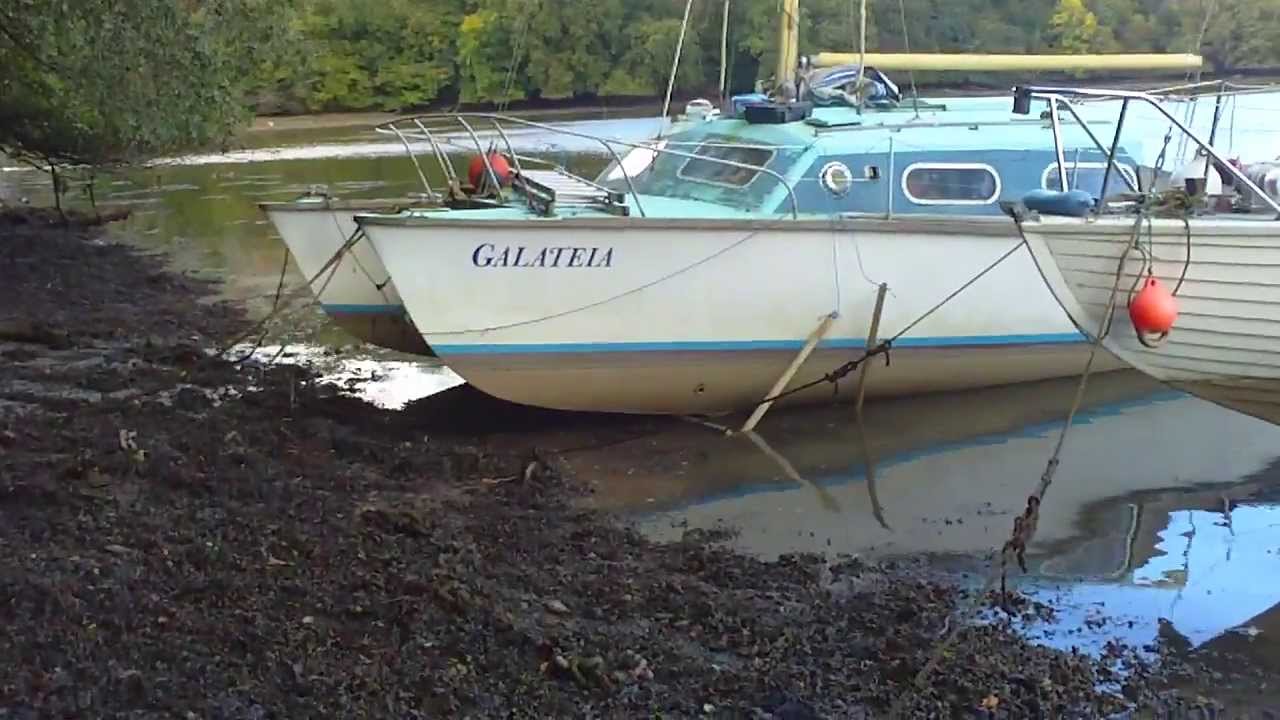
(511, 168), (630, 217)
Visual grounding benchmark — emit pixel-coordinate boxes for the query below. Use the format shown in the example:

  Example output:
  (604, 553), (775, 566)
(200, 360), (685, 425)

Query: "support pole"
(719, 0), (731, 104)
(853, 283), (889, 415)
(855, 0), (867, 112)
(660, 0), (695, 134)
(740, 312), (836, 433)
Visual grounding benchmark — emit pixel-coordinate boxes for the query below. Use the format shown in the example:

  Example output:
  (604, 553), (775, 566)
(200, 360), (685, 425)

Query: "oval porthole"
(819, 161), (854, 197)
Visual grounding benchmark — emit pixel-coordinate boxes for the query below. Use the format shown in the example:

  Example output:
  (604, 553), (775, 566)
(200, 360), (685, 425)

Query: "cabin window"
(1041, 161), (1138, 195)
(677, 142), (776, 188)
(902, 163), (1001, 205)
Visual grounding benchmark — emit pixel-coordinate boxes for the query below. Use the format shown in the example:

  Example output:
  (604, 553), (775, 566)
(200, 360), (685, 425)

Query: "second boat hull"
(261, 198), (434, 356)
(1021, 213), (1280, 427)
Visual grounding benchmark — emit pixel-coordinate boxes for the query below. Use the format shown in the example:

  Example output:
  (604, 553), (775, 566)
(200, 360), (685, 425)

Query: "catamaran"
(263, 0), (1225, 415)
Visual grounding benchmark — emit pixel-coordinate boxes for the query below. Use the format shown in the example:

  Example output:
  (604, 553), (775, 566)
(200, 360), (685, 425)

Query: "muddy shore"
(0, 208), (1241, 717)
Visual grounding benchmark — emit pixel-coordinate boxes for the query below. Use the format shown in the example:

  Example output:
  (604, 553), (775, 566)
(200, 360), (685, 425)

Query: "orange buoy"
(1129, 276), (1178, 336)
(467, 153), (512, 188)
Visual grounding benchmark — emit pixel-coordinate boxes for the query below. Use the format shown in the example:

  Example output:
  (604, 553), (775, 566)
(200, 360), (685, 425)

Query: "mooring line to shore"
(885, 212), (1143, 718)
(215, 226), (362, 362)
(735, 236), (1031, 416)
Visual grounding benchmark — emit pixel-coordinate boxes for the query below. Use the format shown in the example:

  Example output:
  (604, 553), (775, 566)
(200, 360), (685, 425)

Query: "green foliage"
(1175, 0), (1280, 71)
(1049, 0), (1104, 53)
(0, 0), (287, 166)
(5, 0), (1280, 171)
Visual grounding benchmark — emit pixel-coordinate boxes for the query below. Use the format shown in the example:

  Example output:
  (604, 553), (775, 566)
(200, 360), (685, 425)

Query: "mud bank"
(0, 208), (1235, 717)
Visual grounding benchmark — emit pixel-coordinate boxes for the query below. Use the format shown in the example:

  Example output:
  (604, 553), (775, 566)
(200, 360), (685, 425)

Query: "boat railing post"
(1048, 101), (1139, 193)
(384, 123), (438, 201)
(1097, 98), (1130, 209)
(483, 117), (536, 212)
(1202, 82), (1227, 187)
(1144, 97), (1280, 217)
(1015, 86), (1280, 217)
(1048, 98), (1071, 193)
(455, 117), (505, 197)
(410, 119), (461, 193)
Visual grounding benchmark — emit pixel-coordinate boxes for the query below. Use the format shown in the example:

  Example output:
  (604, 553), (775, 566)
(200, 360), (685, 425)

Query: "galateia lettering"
(471, 243), (614, 268)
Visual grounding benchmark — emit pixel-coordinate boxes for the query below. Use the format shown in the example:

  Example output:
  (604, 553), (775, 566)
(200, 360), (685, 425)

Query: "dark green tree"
(0, 0), (287, 168)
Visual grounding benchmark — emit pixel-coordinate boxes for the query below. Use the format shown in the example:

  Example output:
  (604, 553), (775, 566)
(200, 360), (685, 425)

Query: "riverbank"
(244, 71), (1280, 133)
(0, 208), (1243, 717)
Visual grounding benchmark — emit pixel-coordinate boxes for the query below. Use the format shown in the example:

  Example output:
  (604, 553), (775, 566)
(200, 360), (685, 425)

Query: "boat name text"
(471, 243), (614, 268)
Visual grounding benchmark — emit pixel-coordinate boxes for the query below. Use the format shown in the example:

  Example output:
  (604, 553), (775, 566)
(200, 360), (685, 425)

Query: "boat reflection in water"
(568, 369), (1280, 693)
(574, 370), (1277, 559)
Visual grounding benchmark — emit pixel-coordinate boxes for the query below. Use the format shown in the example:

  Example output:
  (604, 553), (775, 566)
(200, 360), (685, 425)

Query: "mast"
(775, 0), (801, 98)
(719, 0), (731, 103)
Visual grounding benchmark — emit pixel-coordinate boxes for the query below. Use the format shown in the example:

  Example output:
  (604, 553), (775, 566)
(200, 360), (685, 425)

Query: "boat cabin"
(595, 97), (1142, 219)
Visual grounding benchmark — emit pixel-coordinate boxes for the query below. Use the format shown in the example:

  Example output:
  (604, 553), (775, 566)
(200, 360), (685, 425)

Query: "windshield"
(597, 133), (797, 212)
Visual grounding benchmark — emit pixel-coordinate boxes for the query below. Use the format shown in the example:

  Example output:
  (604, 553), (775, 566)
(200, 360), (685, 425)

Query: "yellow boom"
(810, 52), (1204, 72)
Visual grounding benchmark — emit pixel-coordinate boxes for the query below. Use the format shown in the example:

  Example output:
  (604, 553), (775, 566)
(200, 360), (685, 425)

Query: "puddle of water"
(235, 343), (464, 409)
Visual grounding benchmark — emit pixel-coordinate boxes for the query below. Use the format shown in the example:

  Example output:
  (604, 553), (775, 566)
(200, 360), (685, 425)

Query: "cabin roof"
(668, 96), (1130, 156)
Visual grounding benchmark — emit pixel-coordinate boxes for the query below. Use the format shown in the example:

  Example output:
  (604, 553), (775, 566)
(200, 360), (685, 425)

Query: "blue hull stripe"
(322, 303), (405, 314)
(432, 332), (1085, 355)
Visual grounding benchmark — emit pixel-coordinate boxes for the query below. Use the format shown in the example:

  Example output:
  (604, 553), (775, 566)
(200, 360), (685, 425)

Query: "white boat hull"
(361, 214), (1124, 415)
(261, 200), (433, 356)
(1020, 213), (1280, 426)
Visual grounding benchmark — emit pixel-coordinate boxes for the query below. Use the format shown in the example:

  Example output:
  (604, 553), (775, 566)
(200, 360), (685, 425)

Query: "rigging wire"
(659, 0), (697, 138)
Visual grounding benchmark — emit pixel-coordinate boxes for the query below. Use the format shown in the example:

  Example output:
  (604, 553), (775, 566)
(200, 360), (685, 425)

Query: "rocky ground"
(0, 208), (1248, 718)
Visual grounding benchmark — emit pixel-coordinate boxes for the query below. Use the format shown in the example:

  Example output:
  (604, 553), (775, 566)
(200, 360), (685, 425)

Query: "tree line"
(250, 0), (1280, 114)
(2, 0), (1278, 169)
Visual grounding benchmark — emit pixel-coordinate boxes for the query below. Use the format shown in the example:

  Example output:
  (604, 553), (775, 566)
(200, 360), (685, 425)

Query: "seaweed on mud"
(0, 208), (1220, 718)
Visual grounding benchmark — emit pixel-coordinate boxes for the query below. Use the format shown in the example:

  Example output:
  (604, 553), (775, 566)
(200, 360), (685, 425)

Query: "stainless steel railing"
(372, 112), (803, 219)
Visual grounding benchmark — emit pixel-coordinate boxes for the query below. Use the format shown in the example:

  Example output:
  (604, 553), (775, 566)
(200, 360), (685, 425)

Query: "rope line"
(743, 236), (1030, 409)
(215, 227), (364, 359)
(224, 246), (293, 364)
(886, 213), (1133, 718)
(327, 208), (394, 306)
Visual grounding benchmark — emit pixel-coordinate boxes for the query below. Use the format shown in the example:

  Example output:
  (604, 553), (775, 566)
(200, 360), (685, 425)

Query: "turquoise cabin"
(595, 97), (1142, 219)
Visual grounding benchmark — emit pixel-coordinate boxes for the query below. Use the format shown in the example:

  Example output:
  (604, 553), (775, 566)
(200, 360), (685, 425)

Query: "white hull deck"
(360, 213), (1124, 415)
(260, 199), (434, 356)
(1020, 213), (1280, 426)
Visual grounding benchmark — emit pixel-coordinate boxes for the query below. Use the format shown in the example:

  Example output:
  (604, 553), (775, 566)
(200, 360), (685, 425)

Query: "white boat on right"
(1012, 85), (1280, 427)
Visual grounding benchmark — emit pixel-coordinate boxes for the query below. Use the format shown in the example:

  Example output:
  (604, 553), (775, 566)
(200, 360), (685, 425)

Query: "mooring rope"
(886, 210), (1153, 718)
(215, 226), (362, 360)
(745, 236), (1031, 409)
(327, 208), (394, 306)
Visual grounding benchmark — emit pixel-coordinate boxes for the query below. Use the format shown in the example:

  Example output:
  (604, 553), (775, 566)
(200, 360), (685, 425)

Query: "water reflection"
(581, 374), (1280, 561)
(237, 344), (464, 409)
(566, 371), (1280, 708)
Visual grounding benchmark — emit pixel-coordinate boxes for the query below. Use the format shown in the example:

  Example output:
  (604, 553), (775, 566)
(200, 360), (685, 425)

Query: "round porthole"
(819, 161), (854, 197)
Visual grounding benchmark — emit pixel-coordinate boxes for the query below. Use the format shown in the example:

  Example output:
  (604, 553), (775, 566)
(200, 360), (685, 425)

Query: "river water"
(5, 93), (1280, 713)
